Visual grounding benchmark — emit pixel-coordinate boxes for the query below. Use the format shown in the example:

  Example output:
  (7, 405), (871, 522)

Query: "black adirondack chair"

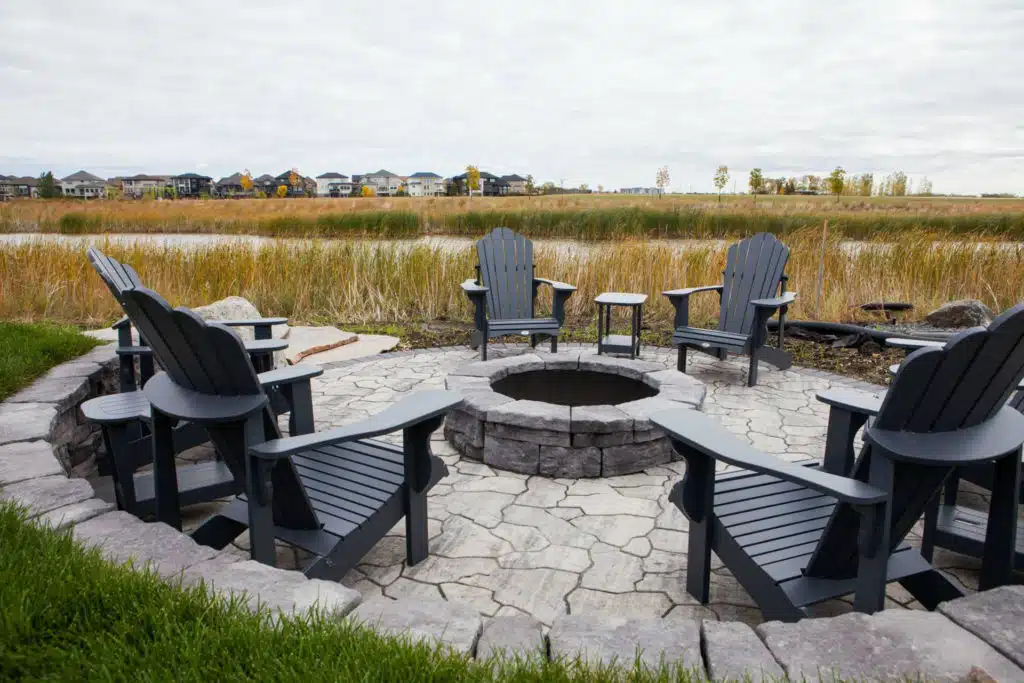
(653, 305), (1024, 621)
(462, 228), (576, 360)
(87, 247), (288, 392)
(82, 248), (320, 520)
(664, 232), (795, 386)
(118, 285), (460, 579)
(820, 334), (1024, 570)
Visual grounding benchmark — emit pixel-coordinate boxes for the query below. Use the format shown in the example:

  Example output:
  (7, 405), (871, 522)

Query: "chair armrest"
(867, 407), (1024, 466)
(534, 277), (577, 293)
(112, 316), (132, 330)
(461, 279), (489, 296)
(249, 390), (462, 460)
(816, 388), (883, 417)
(257, 364), (323, 386)
(652, 409), (886, 504)
(662, 286), (723, 329)
(662, 285), (723, 299)
(750, 292), (798, 309)
(219, 317), (289, 327)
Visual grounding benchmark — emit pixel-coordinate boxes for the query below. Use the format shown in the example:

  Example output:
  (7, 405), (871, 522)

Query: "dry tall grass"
(3, 195), (1023, 240)
(3, 230), (1021, 328)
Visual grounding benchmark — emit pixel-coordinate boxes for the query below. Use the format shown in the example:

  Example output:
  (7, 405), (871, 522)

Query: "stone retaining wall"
(0, 343), (119, 474)
(1, 346), (1022, 681)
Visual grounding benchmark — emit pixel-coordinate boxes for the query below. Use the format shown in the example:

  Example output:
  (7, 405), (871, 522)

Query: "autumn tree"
(890, 171), (908, 196)
(748, 168), (765, 195)
(465, 165), (481, 196)
(918, 176), (933, 196)
(827, 166), (846, 202)
(360, 185), (376, 197)
(275, 185), (289, 198)
(240, 169), (254, 194)
(579, 183), (590, 193)
(713, 165), (729, 203)
(784, 178), (797, 195)
(858, 173), (874, 196)
(655, 166), (670, 196)
(524, 174), (535, 196)
(37, 171), (58, 198)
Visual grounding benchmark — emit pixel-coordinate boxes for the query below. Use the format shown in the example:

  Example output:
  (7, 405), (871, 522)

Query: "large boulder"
(192, 296), (288, 367)
(925, 300), (993, 328)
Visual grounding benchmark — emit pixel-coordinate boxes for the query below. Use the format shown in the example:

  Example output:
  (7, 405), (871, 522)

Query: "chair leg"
(480, 335), (488, 361)
(747, 350), (759, 387)
(677, 346), (687, 373)
(920, 491), (939, 562)
(530, 334), (538, 348)
(550, 335), (558, 353)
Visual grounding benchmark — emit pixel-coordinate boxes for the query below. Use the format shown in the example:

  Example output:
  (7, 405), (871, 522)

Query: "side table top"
(595, 292), (648, 306)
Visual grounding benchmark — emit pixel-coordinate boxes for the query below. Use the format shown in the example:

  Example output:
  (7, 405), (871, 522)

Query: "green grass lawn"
(0, 321), (100, 401)
(0, 503), (713, 682)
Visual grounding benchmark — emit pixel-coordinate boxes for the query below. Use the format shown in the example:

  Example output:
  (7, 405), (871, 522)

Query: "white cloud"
(0, 0), (1021, 193)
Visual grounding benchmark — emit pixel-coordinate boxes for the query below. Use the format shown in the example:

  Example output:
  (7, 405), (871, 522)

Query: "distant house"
(214, 172), (248, 197)
(499, 174), (528, 195)
(172, 173), (213, 198)
(269, 171), (315, 197)
(619, 187), (660, 196)
(406, 172), (444, 197)
(121, 174), (172, 198)
(0, 175), (38, 200)
(315, 172), (353, 197)
(450, 170), (502, 196)
(61, 171), (108, 198)
(254, 174), (277, 195)
(363, 169), (402, 196)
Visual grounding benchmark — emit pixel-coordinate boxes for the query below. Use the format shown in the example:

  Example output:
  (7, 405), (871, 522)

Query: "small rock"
(925, 300), (993, 328)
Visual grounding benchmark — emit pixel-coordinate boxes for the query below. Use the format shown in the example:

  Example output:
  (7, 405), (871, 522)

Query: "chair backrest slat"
(476, 227), (535, 321)
(717, 233), (790, 335)
(805, 303), (1024, 579)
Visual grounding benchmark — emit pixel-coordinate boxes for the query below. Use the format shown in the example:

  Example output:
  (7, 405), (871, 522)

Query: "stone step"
(283, 326), (358, 364)
(297, 334), (399, 364)
(346, 597), (482, 655)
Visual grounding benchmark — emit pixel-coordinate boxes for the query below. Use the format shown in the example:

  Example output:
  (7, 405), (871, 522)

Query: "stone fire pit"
(443, 351), (706, 477)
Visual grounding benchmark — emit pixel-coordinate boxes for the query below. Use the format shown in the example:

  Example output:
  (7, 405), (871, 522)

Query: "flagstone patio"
(183, 343), (991, 627)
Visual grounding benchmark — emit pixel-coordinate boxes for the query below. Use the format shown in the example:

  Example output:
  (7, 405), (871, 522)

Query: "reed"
(2, 230), (1020, 329)
(2, 195), (1023, 241)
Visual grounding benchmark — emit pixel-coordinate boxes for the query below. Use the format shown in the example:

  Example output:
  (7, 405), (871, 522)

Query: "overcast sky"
(1, 2), (1021, 194)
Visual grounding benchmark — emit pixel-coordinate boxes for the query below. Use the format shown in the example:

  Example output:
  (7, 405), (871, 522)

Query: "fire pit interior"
(444, 352), (706, 478)
(492, 370), (658, 407)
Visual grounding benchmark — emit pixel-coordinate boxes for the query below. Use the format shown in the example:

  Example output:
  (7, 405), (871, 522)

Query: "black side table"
(595, 292), (648, 358)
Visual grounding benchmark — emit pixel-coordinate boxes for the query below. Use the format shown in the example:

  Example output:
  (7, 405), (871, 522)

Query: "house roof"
(408, 172), (442, 178)
(451, 171), (498, 181)
(216, 172), (245, 185)
(61, 170), (105, 182)
(366, 169), (399, 178)
(351, 175), (363, 183)
(255, 174), (276, 183)
(316, 172), (349, 179)
(0, 175), (37, 186)
(172, 173), (212, 180)
(500, 174), (526, 182)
